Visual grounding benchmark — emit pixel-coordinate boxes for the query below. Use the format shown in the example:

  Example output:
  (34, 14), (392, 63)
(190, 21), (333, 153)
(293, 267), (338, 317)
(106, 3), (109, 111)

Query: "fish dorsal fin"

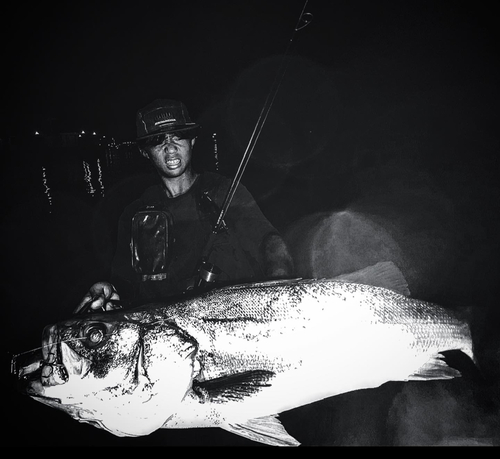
(334, 261), (411, 296)
(192, 370), (275, 403)
(224, 415), (300, 446)
(221, 278), (304, 291)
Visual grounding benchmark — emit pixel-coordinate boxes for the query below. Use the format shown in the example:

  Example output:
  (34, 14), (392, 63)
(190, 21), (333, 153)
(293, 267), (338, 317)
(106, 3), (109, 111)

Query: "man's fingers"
(109, 291), (120, 301)
(104, 292), (121, 311)
(74, 296), (107, 314)
(74, 283), (121, 314)
(73, 294), (93, 314)
(76, 296), (122, 314)
(104, 301), (123, 311)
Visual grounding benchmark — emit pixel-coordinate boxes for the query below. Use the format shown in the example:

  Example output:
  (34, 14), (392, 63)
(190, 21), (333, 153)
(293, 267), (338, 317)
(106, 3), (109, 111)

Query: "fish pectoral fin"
(225, 415), (300, 447)
(133, 343), (151, 388)
(193, 370), (275, 403)
(408, 350), (477, 381)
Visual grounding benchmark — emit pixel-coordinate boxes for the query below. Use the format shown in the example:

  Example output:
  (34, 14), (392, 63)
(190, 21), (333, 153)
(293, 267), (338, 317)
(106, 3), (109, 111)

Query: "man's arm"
(219, 178), (295, 279)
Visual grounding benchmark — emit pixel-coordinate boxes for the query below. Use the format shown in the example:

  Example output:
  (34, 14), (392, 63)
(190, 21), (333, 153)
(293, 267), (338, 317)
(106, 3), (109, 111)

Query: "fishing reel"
(193, 258), (221, 290)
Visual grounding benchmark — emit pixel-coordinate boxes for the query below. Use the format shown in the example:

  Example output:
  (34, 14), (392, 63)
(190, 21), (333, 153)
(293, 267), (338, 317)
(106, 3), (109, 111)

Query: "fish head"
(15, 312), (198, 437)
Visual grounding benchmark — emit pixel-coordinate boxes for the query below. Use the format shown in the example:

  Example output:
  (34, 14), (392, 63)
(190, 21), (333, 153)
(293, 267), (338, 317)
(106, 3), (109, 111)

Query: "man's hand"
(74, 281), (121, 314)
(261, 233), (295, 279)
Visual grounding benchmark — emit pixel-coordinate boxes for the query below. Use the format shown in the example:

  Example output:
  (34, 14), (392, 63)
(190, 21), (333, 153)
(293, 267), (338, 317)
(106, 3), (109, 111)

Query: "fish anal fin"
(334, 261), (411, 296)
(225, 415), (300, 446)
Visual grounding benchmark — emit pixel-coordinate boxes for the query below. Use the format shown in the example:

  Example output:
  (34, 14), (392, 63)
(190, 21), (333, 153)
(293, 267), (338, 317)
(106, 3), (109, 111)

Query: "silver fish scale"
(125, 279), (472, 384)
(190, 284), (313, 380)
(340, 282), (472, 358)
(172, 282), (337, 379)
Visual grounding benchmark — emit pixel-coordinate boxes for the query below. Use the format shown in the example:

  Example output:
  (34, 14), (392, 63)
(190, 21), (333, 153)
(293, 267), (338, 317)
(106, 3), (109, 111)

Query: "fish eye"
(88, 327), (104, 343)
(82, 323), (108, 348)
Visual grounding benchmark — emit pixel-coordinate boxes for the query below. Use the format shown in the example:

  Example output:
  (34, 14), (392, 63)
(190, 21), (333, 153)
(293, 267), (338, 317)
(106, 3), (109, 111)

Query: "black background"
(2, 0), (499, 446)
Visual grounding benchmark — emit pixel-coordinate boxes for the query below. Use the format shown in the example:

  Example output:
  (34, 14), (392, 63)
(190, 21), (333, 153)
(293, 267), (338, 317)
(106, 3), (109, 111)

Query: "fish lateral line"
(201, 316), (267, 324)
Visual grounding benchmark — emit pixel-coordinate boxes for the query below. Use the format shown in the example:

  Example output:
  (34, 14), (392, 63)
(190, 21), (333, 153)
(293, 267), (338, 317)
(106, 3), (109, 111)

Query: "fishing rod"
(197, 1), (313, 283)
(215, 1), (312, 235)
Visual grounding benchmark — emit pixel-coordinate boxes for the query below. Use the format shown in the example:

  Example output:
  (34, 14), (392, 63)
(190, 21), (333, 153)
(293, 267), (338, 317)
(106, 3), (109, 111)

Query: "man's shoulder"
(199, 171), (230, 190)
(199, 171), (253, 196)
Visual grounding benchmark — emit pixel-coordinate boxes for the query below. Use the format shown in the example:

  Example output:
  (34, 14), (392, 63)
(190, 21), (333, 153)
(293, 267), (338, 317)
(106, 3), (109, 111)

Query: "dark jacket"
(110, 171), (279, 302)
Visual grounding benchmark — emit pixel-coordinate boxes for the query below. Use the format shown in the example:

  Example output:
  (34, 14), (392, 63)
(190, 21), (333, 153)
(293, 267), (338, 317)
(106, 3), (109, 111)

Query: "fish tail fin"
(334, 261), (410, 296)
(440, 349), (500, 415)
(409, 350), (483, 382)
(224, 415), (300, 446)
(438, 349), (485, 381)
(466, 303), (500, 383)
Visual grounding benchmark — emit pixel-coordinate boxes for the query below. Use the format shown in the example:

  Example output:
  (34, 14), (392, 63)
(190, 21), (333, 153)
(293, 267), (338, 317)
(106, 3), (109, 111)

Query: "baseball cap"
(136, 99), (200, 140)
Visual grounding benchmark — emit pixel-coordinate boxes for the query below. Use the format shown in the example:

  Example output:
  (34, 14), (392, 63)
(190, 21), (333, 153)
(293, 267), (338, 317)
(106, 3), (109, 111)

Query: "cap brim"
(136, 124), (200, 141)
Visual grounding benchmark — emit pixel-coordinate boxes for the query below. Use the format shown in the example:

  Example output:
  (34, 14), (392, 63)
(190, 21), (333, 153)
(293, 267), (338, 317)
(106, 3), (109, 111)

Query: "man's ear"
(190, 137), (196, 148)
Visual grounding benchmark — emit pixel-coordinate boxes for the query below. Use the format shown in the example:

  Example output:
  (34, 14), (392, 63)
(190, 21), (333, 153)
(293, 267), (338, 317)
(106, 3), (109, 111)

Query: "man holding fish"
(15, 104), (487, 447)
(75, 99), (294, 313)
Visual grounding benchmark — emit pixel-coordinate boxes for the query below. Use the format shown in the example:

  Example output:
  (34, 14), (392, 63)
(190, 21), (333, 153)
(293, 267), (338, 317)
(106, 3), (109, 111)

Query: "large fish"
(13, 262), (474, 446)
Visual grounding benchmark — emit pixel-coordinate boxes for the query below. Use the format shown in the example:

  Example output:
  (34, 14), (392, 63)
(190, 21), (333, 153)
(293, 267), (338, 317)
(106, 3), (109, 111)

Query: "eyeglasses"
(138, 131), (195, 148)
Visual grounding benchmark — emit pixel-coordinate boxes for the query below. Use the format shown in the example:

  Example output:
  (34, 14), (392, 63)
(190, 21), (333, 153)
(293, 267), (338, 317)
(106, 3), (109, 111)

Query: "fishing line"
(11, 312), (168, 366)
(11, 337), (84, 360)
(11, 315), (162, 377)
(11, 337), (83, 377)
(10, 332), (121, 378)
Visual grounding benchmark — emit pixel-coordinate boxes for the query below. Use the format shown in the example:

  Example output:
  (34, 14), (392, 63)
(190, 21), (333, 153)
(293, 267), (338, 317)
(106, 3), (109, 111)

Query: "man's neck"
(160, 170), (199, 198)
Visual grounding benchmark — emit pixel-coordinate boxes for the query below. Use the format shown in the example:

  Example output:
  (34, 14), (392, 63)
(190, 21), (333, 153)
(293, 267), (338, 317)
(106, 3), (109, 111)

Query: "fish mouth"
(12, 325), (68, 398)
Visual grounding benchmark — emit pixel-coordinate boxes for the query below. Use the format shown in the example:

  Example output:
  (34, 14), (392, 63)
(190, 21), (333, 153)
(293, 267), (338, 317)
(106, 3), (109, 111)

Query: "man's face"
(141, 133), (196, 179)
